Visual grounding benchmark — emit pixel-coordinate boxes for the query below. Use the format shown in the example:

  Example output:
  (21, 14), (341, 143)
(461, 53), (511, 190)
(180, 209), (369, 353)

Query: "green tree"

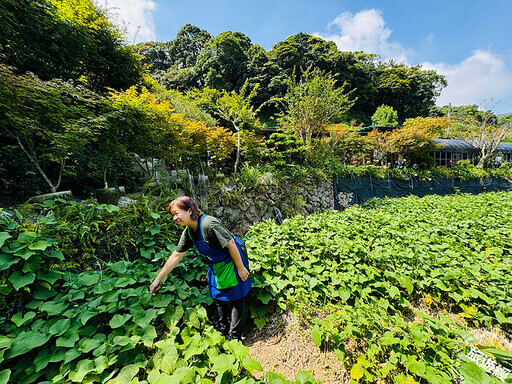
(445, 103), (512, 167)
(196, 31), (253, 91)
(135, 41), (172, 72)
(0, 0), (142, 91)
(108, 86), (184, 177)
(276, 69), (354, 148)
(375, 63), (447, 121)
(371, 105), (398, 126)
(0, 64), (106, 193)
(215, 83), (262, 173)
(170, 24), (212, 69)
(267, 33), (339, 80)
(136, 25), (212, 91)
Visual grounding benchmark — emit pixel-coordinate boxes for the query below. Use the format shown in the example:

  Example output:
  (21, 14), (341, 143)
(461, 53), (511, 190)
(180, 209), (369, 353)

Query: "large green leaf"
(0, 253), (19, 271)
(5, 331), (51, 358)
(109, 364), (140, 384)
(0, 232), (12, 248)
(11, 311), (36, 327)
(94, 355), (109, 374)
(64, 348), (82, 364)
(141, 325), (157, 347)
(133, 308), (158, 329)
(109, 314), (132, 328)
(152, 294), (173, 308)
(241, 356), (262, 375)
(68, 359), (95, 383)
(460, 361), (497, 384)
(28, 240), (52, 251)
(49, 250), (65, 260)
(37, 270), (61, 284)
(0, 336), (11, 350)
(211, 354), (238, 375)
(257, 290), (272, 304)
(49, 319), (71, 336)
(34, 348), (51, 372)
(14, 248), (35, 260)
(162, 305), (184, 329)
(0, 369), (10, 384)
(8, 271), (36, 290)
(39, 301), (68, 316)
(22, 255), (42, 273)
(56, 330), (80, 348)
(311, 325), (322, 347)
(77, 272), (100, 286)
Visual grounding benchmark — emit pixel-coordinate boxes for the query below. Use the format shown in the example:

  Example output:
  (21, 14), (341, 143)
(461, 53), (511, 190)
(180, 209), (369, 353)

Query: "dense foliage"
(138, 28), (447, 125)
(2, 0), (511, 199)
(246, 191), (512, 383)
(0, 0), (142, 91)
(0, 195), (324, 384)
(1, 192), (511, 383)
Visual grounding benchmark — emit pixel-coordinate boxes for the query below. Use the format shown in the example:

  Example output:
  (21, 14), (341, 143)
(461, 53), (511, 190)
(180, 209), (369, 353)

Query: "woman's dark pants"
(214, 298), (244, 341)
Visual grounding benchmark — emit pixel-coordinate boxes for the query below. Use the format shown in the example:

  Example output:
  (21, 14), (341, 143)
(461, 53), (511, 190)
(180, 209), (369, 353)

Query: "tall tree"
(170, 24), (212, 69)
(196, 31), (253, 91)
(375, 63), (447, 121)
(0, 0), (142, 91)
(372, 105), (398, 127)
(276, 69), (354, 147)
(445, 103), (512, 167)
(0, 64), (106, 193)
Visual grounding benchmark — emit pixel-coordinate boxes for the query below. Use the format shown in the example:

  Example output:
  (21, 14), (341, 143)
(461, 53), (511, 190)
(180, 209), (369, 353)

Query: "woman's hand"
(237, 266), (250, 281)
(149, 279), (161, 296)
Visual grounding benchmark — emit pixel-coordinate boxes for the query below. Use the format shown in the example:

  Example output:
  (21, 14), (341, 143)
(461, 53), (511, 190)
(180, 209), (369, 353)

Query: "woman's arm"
(226, 239), (249, 281)
(150, 250), (186, 295)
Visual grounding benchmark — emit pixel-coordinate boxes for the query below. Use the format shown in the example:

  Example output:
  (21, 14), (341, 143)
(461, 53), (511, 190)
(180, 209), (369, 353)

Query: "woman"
(150, 196), (251, 340)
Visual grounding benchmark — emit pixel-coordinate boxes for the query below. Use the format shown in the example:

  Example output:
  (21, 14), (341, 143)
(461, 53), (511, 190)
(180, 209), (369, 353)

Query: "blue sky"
(99, 0), (512, 115)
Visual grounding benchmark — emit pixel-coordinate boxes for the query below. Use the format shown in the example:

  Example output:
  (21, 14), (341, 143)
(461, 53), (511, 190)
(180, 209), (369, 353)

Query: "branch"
(16, 135), (57, 192)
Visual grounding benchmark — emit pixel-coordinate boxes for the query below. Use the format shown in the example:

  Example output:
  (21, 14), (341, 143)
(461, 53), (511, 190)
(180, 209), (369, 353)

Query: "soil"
(243, 310), (512, 384)
(244, 312), (350, 383)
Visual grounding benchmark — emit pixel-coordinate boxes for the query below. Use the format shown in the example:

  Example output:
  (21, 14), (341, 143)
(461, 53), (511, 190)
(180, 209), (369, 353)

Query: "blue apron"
(193, 215), (251, 301)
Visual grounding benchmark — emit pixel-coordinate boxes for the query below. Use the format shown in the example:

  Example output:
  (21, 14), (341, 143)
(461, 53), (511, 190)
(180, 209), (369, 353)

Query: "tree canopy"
(138, 28), (447, 125)
(0, 0), (142, 92)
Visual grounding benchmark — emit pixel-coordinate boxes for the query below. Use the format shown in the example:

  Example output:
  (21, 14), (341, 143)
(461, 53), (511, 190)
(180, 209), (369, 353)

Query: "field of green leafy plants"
(0, 197), (319, 384)
(0, 191), (511, 384)
(247, 191), (512, 383)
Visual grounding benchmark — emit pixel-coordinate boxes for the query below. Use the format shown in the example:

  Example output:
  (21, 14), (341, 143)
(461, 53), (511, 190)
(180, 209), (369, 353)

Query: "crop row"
(246, 191), (512, 383)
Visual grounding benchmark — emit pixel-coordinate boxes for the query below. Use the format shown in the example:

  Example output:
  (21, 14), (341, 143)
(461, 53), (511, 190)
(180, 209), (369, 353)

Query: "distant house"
(432, 139), (512, 166)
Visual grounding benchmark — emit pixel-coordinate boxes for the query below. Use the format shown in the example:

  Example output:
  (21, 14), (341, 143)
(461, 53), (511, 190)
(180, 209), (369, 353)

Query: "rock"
(258, 173), (275, 185)
(28, 190), (74, 203)
(117, 196), (136, 207)
(95, 187), (126, 205)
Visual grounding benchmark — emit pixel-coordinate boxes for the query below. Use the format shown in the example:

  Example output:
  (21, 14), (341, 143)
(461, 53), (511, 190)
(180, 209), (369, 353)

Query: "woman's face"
(169, 206), (193, 227)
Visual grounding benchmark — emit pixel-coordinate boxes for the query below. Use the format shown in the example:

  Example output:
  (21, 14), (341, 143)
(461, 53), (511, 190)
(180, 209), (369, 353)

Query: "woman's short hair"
(167, 196), (203, 220)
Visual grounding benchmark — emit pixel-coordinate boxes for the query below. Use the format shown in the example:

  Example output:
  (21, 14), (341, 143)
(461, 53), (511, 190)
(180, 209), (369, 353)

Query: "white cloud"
(316, 9), (512, 113)
(315, 9), (411, 63)
(422, 51), (512, 110)
(94, 0), (157, 44)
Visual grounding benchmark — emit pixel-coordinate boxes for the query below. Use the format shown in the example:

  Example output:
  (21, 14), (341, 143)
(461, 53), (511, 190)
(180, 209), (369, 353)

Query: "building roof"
(434, 139), (512, 154)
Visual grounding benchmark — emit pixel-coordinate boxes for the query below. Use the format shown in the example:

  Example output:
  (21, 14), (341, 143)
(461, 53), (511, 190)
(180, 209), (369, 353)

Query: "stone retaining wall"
(205, 180), (336, 235)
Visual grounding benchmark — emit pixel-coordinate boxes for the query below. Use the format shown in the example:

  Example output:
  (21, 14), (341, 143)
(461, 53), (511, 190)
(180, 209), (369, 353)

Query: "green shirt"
(176, 215), (233, 253)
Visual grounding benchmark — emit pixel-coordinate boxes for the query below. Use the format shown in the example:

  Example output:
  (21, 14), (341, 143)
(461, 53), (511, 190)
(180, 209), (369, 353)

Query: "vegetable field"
(247, 191), (512, 383)
(0, 191), (511, 383)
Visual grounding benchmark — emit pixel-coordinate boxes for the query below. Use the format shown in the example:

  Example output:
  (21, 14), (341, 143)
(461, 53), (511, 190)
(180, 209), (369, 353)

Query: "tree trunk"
(16, 135), (58, 192)
(234, 123), (241, 174)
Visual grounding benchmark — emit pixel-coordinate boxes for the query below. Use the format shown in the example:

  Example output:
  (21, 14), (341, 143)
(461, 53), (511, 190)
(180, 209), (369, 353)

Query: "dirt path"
(243, 310), (512, 383)
(244, 312), (349, 383)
